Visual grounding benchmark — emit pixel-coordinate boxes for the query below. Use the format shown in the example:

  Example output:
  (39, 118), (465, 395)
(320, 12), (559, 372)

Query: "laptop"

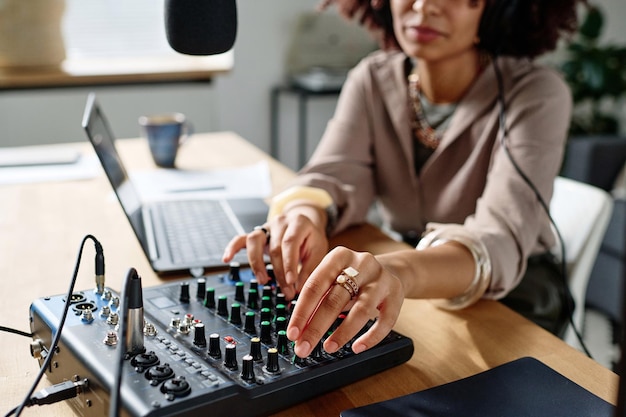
(82, 93), (268, 275)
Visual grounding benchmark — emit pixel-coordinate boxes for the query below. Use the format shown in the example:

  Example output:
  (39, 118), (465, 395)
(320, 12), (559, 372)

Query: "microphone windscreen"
(165, 0), (237, 56)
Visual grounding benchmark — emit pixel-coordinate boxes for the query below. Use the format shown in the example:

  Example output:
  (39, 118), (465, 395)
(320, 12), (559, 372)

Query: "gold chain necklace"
(408, 54), (489, 150)
(408, 72), (443, 150)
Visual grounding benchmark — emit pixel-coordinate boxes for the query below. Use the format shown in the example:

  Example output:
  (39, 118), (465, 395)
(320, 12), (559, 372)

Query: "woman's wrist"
(281, 200), (329, 232)
(268, 186), (337, 236)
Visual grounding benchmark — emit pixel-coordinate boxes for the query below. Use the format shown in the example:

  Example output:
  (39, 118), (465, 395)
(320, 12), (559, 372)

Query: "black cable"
(0, 326), (32, 338)
(9, 234), (104, 417)
(491, 57), (593, 358)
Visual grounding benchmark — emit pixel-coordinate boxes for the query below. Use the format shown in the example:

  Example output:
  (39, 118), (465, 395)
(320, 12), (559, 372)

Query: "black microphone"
(164, 0), (238, 55)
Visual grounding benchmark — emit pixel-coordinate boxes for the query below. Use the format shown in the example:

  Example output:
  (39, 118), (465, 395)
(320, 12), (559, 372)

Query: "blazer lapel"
(437, 60), (501, 153)
(372, 53), (417, 179)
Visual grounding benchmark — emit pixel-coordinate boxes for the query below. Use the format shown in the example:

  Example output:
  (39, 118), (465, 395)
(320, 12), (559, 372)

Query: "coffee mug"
(139, 113), (193, 168)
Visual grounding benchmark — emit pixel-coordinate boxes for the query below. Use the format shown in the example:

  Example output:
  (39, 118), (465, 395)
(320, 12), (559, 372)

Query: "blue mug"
(139, 113), (193, 168)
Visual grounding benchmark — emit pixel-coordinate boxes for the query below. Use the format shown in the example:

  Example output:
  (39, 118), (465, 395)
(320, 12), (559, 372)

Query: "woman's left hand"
(286, 246), (405, 357)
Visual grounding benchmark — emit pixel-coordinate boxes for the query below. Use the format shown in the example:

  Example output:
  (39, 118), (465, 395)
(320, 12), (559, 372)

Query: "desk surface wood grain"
(0, 133), (618, 417)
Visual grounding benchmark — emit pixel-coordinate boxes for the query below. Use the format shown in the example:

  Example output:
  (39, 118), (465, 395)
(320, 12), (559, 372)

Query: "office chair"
(549, 176), (613, 349)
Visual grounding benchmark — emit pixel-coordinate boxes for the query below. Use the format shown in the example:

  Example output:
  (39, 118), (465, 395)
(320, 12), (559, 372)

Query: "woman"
(223, 0), (582, 358)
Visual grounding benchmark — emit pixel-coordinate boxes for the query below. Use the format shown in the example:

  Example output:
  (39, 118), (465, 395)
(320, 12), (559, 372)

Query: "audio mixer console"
(29, 266), (414, 417)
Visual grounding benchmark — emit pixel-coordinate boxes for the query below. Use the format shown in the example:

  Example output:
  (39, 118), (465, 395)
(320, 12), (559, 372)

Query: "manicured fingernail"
(325, 340), (339, 353)
(287, 326), (300, 341)
(295, 340), (310, 357)
(352, 342), (366, 354)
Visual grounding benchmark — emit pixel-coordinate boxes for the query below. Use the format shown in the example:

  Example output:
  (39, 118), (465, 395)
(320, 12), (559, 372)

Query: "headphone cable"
(491, 56), (593, 359)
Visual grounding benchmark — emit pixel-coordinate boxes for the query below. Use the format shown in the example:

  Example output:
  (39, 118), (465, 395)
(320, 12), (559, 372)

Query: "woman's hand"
(222, 206), (329, 301)
(286, 246), (405, 358)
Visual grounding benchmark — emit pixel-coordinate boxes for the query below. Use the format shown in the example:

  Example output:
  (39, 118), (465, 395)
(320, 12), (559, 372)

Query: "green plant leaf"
(579, 5), (604, 41)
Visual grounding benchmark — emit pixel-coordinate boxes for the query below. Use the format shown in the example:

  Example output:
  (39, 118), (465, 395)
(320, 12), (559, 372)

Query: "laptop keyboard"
(156, 199), (240, 265)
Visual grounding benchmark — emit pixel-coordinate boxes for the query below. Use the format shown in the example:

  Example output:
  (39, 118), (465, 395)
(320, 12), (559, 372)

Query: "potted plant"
(559, 3), (626, 135)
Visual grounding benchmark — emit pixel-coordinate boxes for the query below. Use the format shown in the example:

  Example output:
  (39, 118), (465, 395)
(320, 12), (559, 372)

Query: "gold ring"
(335, 267), (359, 299)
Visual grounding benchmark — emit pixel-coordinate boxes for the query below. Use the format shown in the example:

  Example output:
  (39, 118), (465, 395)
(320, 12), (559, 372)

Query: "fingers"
(222, 213), (328, 301)
(222, 227), (271, 284)
(288, 248), (403, 358)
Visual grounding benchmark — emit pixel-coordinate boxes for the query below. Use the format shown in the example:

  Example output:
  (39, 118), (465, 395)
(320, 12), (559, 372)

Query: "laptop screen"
(82, 93), (147, 249)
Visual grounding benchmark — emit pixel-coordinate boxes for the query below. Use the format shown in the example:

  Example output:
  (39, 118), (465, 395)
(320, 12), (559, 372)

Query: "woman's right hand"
(222, 205), (329, 300)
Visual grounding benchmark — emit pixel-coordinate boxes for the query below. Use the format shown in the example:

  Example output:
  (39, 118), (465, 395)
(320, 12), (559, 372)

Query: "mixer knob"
(229, 303), (242, 326)
(217, 296), (228, 317)
(224, 343), (238, 370)
(276, 293), (287, 308)
(196, 278), (206, 300)
(247, 288), (259, 310)
(260, 321), (272, 345)
(260, 307), (272, 323)
(294, 354), (307, 367)
(204, 288), (216, 309)
(241, 355), (256, 382)
(160, 375), (192, 399)
(266, 264), (276, 283)
(179, 282), (190, 303)
(277, 330), (290, 355)
(275, 316), (287, 334)
(261, 295), (273, 311)
(249, 337), (263, 362)
(264, 348), (281, 374)
(311, 340), (325, 360)
(193, 323), (207, 348)
(244, 311), (257, 334)
(208, 333), (222, 358)
(229, 262), (241, 282)
(249, 279), (259, 293)
(234, 282), (245, 303)
(262, 284), (274, 300)
(275, 303), (287, 320)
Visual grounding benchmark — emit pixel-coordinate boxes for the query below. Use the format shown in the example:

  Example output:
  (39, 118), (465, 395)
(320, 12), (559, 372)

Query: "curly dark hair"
(322, 0), (585, 58)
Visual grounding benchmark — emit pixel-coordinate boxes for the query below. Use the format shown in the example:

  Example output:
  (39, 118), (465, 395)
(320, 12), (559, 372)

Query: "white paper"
(0, 151), (100, 185)
(129, 160), (273, 201)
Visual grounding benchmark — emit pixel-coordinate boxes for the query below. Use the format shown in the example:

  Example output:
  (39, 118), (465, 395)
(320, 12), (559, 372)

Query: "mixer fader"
(29, 264), (414, 417)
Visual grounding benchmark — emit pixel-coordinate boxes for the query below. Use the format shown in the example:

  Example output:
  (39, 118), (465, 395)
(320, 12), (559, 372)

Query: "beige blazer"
(290, 49), (572, 298)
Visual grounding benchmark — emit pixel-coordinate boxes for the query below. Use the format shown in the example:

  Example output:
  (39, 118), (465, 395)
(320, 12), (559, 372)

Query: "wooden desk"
(0, 132), (618, 416)
(0, 53), (233, 89)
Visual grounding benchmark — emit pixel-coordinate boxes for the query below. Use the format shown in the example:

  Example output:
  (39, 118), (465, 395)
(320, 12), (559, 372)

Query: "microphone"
(164, 0), (238, 55)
